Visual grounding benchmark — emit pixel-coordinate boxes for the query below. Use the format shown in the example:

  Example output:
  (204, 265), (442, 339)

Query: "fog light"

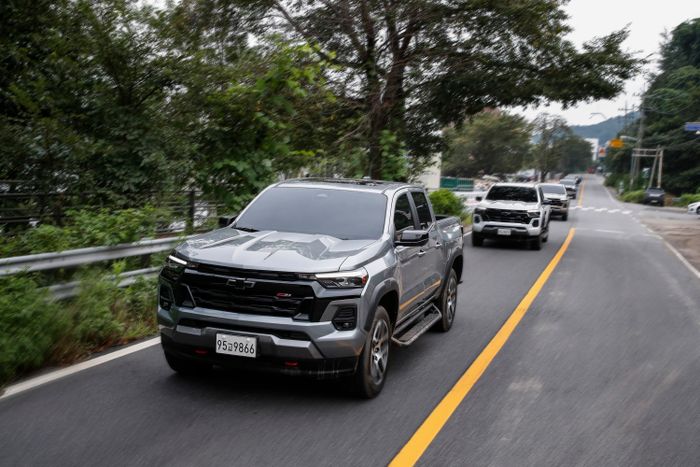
(532, 219), (540, 228)
(332, 306), (357, 330)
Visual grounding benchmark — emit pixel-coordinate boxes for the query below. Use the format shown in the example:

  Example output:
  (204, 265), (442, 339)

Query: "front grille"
(481, 208), (530, 224)
(174, 269), (329, 320)
(549, 199), (563, 206)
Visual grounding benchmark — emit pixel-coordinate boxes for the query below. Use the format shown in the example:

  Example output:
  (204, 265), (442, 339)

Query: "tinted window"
(234, 187), (386, 240)
(394, 194), (415, 233)
(540, 184), (566, 194)
(411, 191), (433, 228)
(486, 186), (538, 203)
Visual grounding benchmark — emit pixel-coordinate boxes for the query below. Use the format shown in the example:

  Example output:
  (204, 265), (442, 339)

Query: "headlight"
(311, 268), (369, 289)
(527, 210), (540, 218)
(165, 254), (187, 269)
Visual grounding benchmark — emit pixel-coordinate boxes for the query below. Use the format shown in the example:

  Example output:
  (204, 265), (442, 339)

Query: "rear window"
(486, 186), (538, 203)
(234, 187), (387, 240)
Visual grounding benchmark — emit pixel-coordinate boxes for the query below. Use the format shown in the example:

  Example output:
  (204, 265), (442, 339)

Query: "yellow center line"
(577, 180), (586, 207)
(389, 228), (577, 467)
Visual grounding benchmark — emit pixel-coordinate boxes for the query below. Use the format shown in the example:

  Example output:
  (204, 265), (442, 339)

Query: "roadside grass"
(0, 270), (157, 387)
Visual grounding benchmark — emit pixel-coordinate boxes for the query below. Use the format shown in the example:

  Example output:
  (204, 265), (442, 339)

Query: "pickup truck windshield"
(486, 186), (538, 203)
(234, 187), (387, 240)
(541, 184), (567, 195)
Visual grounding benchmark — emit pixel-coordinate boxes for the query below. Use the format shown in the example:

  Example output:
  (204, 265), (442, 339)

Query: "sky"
(514, 0), (700, 126)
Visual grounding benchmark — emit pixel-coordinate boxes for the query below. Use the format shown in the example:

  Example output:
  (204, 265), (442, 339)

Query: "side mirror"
(475, 196), (483, 202)
(395, 229), (430, 247)
(218, 213), (239, 228)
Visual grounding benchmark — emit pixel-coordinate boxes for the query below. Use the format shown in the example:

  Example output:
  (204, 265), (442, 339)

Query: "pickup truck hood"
(477, 200), (539, 211)
(175, 228), (377, 273)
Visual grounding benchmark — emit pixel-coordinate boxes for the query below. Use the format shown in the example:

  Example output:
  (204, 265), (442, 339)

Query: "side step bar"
(391, 304), (442, 347)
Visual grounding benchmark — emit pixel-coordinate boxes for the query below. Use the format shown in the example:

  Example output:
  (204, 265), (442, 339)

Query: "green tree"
(636, 18), (700, 193)
(443, 111), (532, 177)
(266, 0), (639, 179)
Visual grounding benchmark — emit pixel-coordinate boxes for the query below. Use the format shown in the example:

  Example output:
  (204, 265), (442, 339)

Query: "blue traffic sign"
(684, 122), (700, 131)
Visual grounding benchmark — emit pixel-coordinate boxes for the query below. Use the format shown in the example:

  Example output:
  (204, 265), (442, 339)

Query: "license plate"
(497, 228), (512, 236)
(215, 333), (257, 358)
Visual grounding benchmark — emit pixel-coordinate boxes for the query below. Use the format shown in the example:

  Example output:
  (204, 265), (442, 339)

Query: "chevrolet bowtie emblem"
(227, 278), (256, 289)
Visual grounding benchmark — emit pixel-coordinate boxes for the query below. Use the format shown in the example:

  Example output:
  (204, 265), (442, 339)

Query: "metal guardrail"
(0, 235), (193, 276)
(47, 267), (161, 300)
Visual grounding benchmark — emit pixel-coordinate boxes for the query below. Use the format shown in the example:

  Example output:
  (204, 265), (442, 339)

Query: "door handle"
(417, 249), (426, 257)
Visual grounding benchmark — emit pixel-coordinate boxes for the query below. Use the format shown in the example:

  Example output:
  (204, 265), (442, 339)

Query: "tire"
(164, 350), (210, 377)
(529, 234), (542, 250)
(562, 212), (568, 221)
(471, 233), (483, 247)
(696, 207), (700, 215)
(434, 269), (458, 332)
(353, 306), (391, 398)
(542, 226), (549, 243)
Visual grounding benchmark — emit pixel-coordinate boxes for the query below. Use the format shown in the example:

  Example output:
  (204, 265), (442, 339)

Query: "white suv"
(471, 183), (552, 250)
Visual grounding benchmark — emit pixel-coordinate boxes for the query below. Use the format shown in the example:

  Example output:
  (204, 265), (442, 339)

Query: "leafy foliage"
(0, 275), (66, 383)
(444, 111), (532, 177)
(1, 207), (167, 257)
(0, 270), (158, 386)
(621, 190), (646, 203)
(606, 18), (700, 194)
(429, 190), (464, 218)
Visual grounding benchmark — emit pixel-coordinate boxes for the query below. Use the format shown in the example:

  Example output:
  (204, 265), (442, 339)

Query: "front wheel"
(434, 269), (458, 332)
(562, 212), (568, 221)
(353, 306), (391, 398)
(471, 233), (483, 247)
(530, 234), (542, 250)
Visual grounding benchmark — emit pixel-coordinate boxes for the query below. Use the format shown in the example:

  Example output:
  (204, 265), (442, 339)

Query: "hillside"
(570, 111), (638, 144)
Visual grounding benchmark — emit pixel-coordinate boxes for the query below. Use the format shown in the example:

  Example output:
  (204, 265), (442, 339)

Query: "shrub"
(673, 193), (700, 207)
(68, 272), (124, 347)
(0, 276), (67, 384)
(621, 190), (645, 204)
(429, 189), (464, 217)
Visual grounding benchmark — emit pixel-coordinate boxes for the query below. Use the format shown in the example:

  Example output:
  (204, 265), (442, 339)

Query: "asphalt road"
(2, 176), (699, 466)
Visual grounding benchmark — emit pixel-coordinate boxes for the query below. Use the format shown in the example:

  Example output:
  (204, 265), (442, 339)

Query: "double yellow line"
(390, 228), (577, 466)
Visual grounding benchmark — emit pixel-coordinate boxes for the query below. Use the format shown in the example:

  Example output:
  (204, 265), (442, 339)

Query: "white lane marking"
(663, 239), (700, 281)
(582, 207), (594, 211)
(595, 208), (608, 212)
(571, 206), (581, 210)
(609, 209), (620, 214)
(622, 210), (632, 215)
(0, 337), (160, 400)
(463, 231), (472, 237)
(595, 229), (624, 234)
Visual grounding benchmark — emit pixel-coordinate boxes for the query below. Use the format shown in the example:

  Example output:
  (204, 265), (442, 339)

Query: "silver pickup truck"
(157, 179), (464, 397)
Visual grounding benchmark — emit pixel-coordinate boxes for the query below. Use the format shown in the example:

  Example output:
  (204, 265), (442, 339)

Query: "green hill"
(570, 112), (638, 144)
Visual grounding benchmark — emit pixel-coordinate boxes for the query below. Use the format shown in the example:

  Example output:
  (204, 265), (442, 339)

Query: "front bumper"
(158, 301), (366, 378)
(472, 219), (542, 240)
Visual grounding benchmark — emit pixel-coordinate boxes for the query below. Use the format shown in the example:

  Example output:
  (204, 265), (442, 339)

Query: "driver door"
(393, 192), (424, 322)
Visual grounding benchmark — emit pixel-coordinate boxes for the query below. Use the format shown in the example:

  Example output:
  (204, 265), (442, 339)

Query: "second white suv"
(472, 183), (552, 250)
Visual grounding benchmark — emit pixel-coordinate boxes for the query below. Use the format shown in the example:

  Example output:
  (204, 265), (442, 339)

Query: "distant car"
(538, 183), (570, 220)
(687, 201), (700, 215)
(559, 179), (578, 199)
(643, 187), (665, 206)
